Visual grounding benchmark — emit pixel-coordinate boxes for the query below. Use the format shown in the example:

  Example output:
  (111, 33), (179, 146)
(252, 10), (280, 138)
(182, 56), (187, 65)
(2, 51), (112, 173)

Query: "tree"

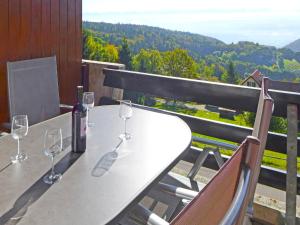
(102, 44), (119, 62)
(244, 112), (287, 134)
(82, 29), (92, 59)
(199, 64), (220, 81)
(132, 49), (163, 74)
(269, 117), (287, 133)
(119, 37), (132, 69)
(226, 61), (239, 84)
(82, 29), (119, 63)
(163, 48), (198, 79)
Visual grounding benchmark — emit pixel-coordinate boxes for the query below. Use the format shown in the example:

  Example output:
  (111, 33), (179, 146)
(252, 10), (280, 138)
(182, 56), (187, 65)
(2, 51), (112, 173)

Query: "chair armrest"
(0, 132), (9, 136)
(59, 104), (73, 109)
(129, 203), (169, 225)
(158, 182), (198, 201)
(59, 104), (73, 114)
(192, 136), (237, 150)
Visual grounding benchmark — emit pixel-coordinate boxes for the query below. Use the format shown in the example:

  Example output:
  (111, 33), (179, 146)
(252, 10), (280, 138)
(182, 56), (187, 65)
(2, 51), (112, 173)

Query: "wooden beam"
(103, 68), (300, 118)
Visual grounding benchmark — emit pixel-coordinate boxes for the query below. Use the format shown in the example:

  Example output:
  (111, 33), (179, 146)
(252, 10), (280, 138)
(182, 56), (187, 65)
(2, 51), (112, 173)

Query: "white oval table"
(0, 105), (191, 225)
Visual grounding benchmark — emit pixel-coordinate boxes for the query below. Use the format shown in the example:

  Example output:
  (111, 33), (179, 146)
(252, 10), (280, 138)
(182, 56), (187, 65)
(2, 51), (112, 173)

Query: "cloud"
(83, 0), (300, 13)
(83, 0), (300, 47)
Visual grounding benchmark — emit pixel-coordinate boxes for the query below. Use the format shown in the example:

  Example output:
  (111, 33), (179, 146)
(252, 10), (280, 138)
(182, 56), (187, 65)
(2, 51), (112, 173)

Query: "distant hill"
(83, 21), (300, 81)
(83, 21), (226, 59)
(285, 39), (300, 52)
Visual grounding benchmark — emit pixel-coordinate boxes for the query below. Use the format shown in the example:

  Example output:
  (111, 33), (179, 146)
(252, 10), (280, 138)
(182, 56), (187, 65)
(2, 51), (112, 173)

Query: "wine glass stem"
(124, 119), (127, 135)
(86, 109), (89, 125)
(51, 156), (55, 177)
(17, 138), (20, 155)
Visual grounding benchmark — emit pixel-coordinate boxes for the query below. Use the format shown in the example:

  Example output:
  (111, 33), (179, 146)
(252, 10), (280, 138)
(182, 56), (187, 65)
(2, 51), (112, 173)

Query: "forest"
(83, 21), (300, 81)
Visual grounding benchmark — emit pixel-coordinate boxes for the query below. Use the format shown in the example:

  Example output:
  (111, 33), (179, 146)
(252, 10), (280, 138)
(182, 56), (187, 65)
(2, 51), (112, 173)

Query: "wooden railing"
(84, 62), (300, 224)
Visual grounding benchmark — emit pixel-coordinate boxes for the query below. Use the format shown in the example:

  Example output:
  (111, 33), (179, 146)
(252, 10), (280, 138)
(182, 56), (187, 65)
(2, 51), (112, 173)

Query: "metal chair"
(188, 78), (273, 181)
(127, 136), (260, 225)
(2, 56), (72, 129)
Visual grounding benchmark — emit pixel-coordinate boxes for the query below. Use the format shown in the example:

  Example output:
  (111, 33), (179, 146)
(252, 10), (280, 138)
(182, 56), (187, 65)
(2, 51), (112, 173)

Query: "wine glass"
(11, 115), (29, 163)
(119, 100), (133, 140)
(43, 128), (63, 184)
(83, 92), (95, 127)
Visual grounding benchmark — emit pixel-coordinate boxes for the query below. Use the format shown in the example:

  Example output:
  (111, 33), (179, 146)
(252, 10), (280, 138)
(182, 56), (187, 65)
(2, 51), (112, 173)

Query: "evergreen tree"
(227, 61), (238, 84)
(82, 29), (92, 59)
(119, 37), (132, 69)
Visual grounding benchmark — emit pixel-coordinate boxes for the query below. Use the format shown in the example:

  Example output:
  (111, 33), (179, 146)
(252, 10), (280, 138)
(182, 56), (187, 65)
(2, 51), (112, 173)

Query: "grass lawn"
(154, 101), (300, 172)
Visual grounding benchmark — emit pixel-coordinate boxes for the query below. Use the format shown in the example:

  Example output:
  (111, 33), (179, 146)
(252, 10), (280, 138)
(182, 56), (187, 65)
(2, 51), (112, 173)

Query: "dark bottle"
(72, 86), (87, 153)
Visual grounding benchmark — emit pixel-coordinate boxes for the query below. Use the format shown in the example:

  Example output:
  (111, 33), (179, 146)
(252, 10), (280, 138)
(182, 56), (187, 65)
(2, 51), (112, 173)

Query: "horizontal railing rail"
(103, 68), (300, 118)
(125, 97), (300, 156)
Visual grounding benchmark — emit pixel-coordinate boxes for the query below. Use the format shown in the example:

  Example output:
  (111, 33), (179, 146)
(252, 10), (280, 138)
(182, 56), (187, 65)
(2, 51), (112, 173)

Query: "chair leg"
(187, 148), (210, 180)
(168, 201), (185, 221)
(213, 147), (224, 168)
(129, 203), (170, 225)
(149, 200), (159, 211)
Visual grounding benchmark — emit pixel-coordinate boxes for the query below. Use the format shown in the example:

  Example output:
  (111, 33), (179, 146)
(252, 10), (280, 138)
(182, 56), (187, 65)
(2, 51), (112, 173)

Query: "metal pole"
(286, 104), (298, 225)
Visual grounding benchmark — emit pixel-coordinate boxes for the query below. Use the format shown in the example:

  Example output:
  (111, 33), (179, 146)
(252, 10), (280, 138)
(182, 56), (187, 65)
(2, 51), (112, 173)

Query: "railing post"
(81, 60), (125, 105)
(286, 104), (298, 225)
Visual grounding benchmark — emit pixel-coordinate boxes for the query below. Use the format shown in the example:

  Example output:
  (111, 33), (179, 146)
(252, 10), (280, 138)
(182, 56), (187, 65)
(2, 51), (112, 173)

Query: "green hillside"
(83, 21), (300, 81)
(83, 21), (226, 59)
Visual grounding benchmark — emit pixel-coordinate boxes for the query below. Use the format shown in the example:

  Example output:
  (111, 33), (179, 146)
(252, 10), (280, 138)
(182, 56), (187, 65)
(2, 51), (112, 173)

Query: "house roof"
(241, 70), (263, 86)
(241, 69), (300, 93)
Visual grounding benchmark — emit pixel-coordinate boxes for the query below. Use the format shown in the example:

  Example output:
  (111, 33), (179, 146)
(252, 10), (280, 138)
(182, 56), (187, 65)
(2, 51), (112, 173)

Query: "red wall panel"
(0, 0), (82, 125)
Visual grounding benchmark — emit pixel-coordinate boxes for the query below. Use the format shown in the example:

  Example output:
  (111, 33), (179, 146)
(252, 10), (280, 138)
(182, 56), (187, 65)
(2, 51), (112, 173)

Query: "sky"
(82, 0), (300, 47)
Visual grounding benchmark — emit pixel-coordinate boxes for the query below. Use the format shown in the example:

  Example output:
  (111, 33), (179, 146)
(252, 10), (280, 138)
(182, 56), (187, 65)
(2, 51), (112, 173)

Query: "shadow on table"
(91, 139), (124, 177)
(91, 151), (118, 177)
(0, 136), (80, 225)
(0, 136), (72, 176)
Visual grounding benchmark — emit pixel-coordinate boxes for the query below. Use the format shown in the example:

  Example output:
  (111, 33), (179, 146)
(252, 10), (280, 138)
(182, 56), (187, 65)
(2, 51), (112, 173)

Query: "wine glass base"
(11, 153), (28, 163)
(88, 122), (95, 128)
(43, 173), (62, 184)
(119, 133), (131, 140)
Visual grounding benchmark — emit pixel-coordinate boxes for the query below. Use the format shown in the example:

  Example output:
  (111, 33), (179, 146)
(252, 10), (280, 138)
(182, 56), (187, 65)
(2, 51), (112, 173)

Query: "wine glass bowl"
(119, 100), (133, 140)
(43, 128), (63, 184)
(83, 92), (95, 127)
(11, 115), (29, 163)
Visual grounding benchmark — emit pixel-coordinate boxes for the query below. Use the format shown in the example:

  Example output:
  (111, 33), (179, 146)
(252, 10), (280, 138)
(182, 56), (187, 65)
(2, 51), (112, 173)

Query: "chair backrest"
(7, 56), (60, 125)
(170, 136), (261, 225)
(249, 77), (274, 204)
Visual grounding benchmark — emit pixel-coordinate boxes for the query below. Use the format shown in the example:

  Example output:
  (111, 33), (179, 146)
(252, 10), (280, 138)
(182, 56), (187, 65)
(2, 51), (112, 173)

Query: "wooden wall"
(0, 0), (82, 124)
